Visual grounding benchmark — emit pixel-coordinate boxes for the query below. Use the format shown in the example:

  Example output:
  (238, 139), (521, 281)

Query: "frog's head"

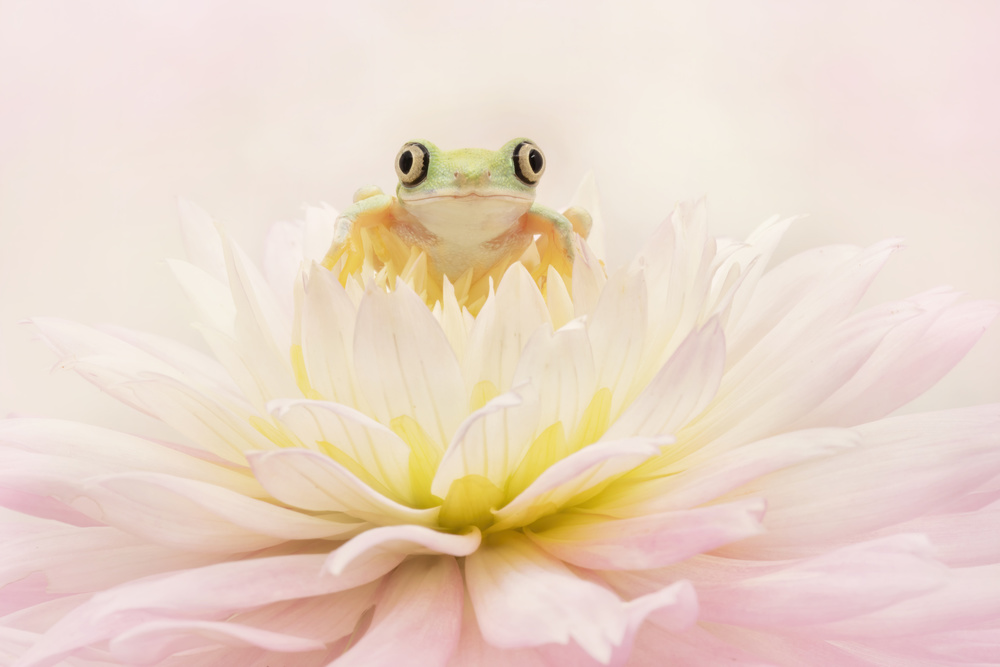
(393, 138), (545, 245)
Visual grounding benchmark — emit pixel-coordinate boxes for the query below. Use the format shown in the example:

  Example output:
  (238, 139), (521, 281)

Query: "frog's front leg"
(522, 203), (591, 263)
(321, 186), (394, 269)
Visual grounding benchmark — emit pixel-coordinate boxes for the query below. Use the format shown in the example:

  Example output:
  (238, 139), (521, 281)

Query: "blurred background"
(1, 0), (997, 432)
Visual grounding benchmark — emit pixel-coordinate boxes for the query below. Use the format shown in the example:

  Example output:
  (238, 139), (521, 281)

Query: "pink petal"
(884, 504), (1000, 567)
(726, 241), (887, 364)
(109, 620), (326, 665)
(697, 535), (948, 628)
(716, 405), (1000, 559)
(326, 525), (480, 576)
(18, 553), (400, 667)
(466, 532), (695, 663)
(335, 557), (463, 667)
(0, 525), (222, 596)
(819, 562), (1000, 638)
(689, 292), (919, 454)
(794, 295), (999, 427)
(629, 622), (776, 667)
(526, 498), (766, 570)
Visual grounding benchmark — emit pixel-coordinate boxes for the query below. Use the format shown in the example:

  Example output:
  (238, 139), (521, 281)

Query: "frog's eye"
(513, 141), (545, 185)
(396, 142), (430, 187)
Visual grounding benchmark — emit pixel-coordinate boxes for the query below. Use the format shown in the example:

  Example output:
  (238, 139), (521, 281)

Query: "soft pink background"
(1, 1), (997, 433)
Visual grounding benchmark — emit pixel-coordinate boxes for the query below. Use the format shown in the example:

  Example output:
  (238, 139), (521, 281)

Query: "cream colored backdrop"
(1, 1), (997, 434)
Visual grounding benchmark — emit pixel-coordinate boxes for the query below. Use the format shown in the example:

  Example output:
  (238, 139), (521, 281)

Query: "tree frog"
(322, 138), (592, 280)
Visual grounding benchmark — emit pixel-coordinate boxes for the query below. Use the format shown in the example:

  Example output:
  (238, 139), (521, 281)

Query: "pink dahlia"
(1, 193), (998, 666)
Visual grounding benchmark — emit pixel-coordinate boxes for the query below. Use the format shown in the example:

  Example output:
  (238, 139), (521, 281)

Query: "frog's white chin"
(402, 195), (532, 247)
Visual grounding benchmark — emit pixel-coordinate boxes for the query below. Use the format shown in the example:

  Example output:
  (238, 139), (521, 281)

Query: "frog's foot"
(524, 203), (577, 263)
(321, 190), (394, 269)
(562, 206), (592, 239)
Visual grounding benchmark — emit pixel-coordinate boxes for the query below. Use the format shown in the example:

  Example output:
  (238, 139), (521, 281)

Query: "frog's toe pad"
(563, 206), (593, 239)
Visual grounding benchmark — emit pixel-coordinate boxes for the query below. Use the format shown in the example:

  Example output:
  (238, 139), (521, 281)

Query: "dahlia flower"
(1, 187), (998, 666)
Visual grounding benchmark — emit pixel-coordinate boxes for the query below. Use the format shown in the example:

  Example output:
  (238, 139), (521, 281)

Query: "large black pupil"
(528, 149), (543, 173)
(399, 150), (414, 174)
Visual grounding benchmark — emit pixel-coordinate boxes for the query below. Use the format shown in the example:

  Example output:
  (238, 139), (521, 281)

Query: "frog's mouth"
(400, 192), (533, 205)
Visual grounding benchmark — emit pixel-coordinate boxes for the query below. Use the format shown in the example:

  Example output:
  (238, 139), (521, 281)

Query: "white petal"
(165, 258), (237, 336)
(639, 200), (717, 366)
(354, 281), (465, 446)
(327, 525), (480, 576)
(721, 214), (794, 331)
(302, 204), (338, 261)
(262, 219), (306, 317)
(587, 267), (648, 418)
(100, 324), (242, 401)
(270, 398), (413, 504)
(544, 264), (575, 330)
(567, 172), (606, 261)
(512, 324), (596, 434)
(297, 264), (364, 406)
(78, 472), (360, 552)
(247, 449), (438, 526)
(0, 418), (261, 495)
(221, 230), (298, 402)
(123, 374), (275, 462)
(491, 436), (669, 532)
(571, 237), (608, 317)
(431, 385), (540, 498)
(594, 428), (858, 518)
(464, 263), (551, 392)
(605, 319), (725, 440)
(177, 199), (227, 283)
